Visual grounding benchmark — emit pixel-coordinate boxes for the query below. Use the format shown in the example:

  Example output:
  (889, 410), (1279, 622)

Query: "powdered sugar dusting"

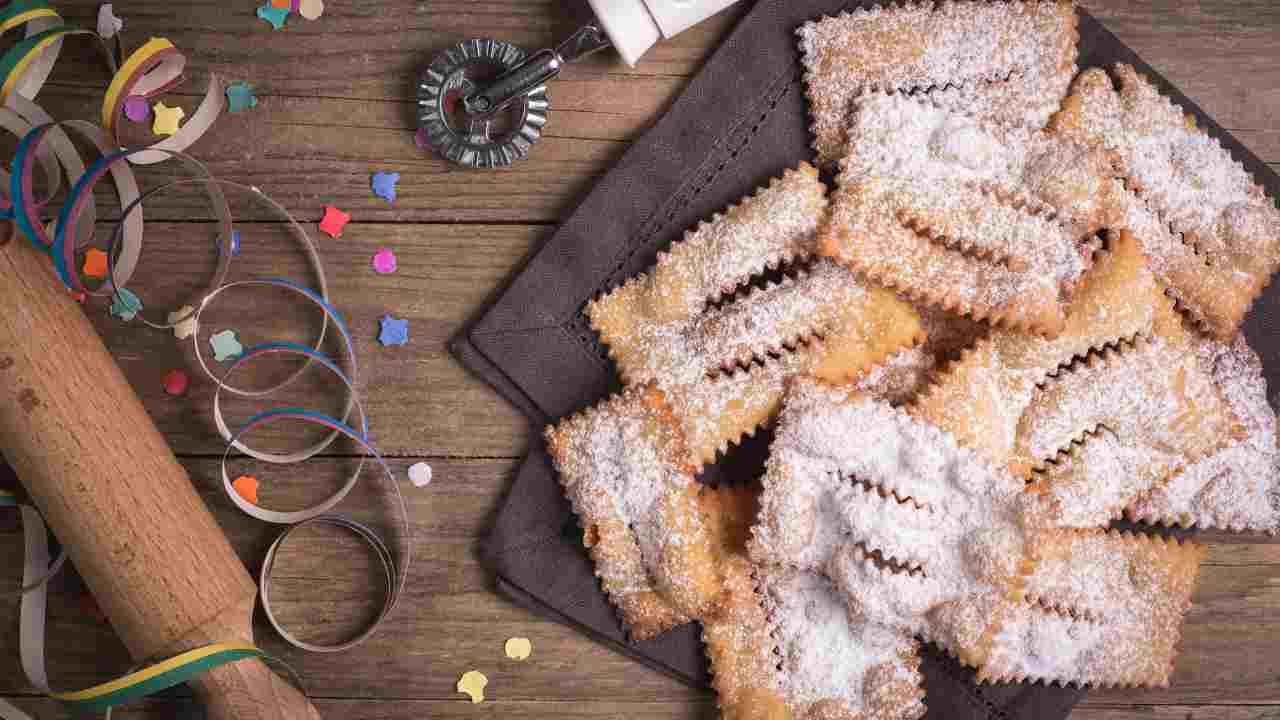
(1128, 336), (1280, 532)
(821, 93), (1119, 332)
(983, 530), (1203, 686)
(1053, 65), (1280, 337)
(799, 0), (1078, 165)
(760, 566), (925, 719)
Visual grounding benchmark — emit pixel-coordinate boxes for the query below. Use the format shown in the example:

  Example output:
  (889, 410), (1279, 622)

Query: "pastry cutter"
(417, 0), (741, 168)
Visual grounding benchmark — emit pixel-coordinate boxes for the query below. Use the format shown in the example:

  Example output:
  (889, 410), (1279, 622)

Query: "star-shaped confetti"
(256, 3), (289, 30)
(371, 171), (400, 203)
(152, 102), (185, 136)
(378, 314), (409, 346)
(124, 95), (150, 122)
(168, 305), (198, 340)
(505, 637), (533, 661)
(372, 248), (397, 274)
(82, 248), (109, 279)
(225, 81), (258, 113)
(456, 671), (487, 704)
(408, 462), (433, 488)
(110, 288), (142, 322)
(161, 369), (189, 396)
(210, 329), (244, 362)
(319, 205), (350, 238)
(97, 4), (123, 38)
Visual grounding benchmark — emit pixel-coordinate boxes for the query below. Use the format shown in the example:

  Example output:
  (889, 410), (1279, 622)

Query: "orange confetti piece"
(233, 475), (259, 505)
(82, 248), (109, 279)
(270, 0), (291, 6)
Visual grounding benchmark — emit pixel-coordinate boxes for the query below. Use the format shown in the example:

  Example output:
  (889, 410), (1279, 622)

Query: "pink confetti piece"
(414, 127), (429, 150)
(372, 248), (397, 274)
(319, 205), (350, 238)
(123, 95), (150, 122)
(162, 369), (190, 396)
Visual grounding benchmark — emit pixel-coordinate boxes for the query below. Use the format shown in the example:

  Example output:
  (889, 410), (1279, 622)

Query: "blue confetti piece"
(109, 288), (143, 322)
(256, 4), (288, 30)
(378, 314), (409, 347)
(230, 230), (241, 256)
(225, 81), (259, 113)
(371, 171), (400, 203)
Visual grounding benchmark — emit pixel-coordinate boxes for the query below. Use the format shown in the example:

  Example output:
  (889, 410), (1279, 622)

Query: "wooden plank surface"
(0, 1), (1277, 718)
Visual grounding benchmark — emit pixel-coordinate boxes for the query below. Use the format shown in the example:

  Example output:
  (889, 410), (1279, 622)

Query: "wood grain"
(0, 1), (1276, 718)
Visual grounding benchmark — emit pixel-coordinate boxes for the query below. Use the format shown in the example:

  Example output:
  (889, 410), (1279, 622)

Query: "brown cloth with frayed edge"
(452, 1), (1280, 717)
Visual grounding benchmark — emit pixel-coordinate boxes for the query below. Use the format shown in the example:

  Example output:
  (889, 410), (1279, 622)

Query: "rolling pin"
(0, 231), (320, 719)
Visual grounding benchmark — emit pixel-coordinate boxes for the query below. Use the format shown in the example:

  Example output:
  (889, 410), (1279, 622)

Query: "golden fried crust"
(544, 384), (719, 638)
(978, 529), (1206, 687)
(909, 230), (1180, 466)
(588, 164), (923, 469)
(819, 93), (1120, 336)
(799, 0), (1079, 166)
(702, 557), (790, 720)
(1052, 64), (1280, 340)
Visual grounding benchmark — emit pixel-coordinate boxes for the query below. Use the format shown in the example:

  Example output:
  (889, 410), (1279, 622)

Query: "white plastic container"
(587, 0), (742, 66)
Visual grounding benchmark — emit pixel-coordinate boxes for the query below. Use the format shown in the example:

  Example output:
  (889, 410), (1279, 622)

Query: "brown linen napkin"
(452, 1), (1280, 717)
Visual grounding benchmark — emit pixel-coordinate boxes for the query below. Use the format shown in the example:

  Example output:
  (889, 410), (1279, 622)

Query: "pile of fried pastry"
(545, 2), (1280, 719)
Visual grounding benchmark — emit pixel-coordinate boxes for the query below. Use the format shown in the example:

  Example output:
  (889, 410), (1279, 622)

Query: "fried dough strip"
(544, 385), (720, 639)
(799, 0), (1079, 166)
(979, 529), (1206, 687)
(910, 230), (1183, 467)
(1126, 337), (1280, 533)
(588, 163), (828, 380)
(820, 94), (1121, 334)
(699, 487), (926, 720)
(1052, 65), (1280, 339)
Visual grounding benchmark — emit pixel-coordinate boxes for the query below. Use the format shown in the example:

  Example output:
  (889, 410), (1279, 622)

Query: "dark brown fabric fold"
(453, 2), (1280, 718)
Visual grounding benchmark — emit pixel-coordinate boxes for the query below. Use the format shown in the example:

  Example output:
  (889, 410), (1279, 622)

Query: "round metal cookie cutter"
(416, 39), (551, 169)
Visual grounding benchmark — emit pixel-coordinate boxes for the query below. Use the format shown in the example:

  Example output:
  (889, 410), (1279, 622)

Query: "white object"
(96, 4), (123, 39)
(408, 462), (433, 488)
(588, 0), (742, 66)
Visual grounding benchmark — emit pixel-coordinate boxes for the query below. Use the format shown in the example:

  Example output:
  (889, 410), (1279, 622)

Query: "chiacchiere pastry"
(909, 230), (1244, 528)
(799, 0), (1079, 166)
(980, 529), (1205, 687)
(698, 486), (926, 720)
(818, 93), (1122, 335)
(588, 163), (922, 464)
(1127, 336), (1280, 533)
(1052, 65), (1280, 340)
(749, 378), (1207, 688)
(544, 384), (721, 639)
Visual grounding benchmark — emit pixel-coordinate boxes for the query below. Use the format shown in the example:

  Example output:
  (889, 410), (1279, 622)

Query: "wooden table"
(0, 2), (1276, 718)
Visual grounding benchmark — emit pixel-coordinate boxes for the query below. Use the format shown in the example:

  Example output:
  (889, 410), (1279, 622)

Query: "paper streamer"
(0, 2), (409, 714)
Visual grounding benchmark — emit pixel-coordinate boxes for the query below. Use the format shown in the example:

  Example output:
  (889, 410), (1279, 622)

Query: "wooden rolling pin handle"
(0, 233), (320, 719)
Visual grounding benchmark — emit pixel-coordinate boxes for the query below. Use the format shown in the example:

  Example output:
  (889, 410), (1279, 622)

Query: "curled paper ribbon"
(0, 0), (67, 102)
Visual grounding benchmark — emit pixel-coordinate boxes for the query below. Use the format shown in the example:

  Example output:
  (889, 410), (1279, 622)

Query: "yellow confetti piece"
(168, 305), (197, 340)
(152, 101), (185, 136)
(504, 637), (532, 661)
(456, 670), (487, 704)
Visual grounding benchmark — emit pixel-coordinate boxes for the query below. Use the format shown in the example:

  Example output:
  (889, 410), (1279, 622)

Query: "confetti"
(123, 95), (150, 122)
(408, 462), (433, 488)
(269, 0), (290, 7)
(505, 637), (532, 661)
(152, 102), (185, 136)
(378, 314), (409, 347)
(256, 3), (289, 30)
(70, 290), (86, 305)
(232, 475), (259, 506)
(96, 4), (123, 38)
(225, 81), (258, 113)
(372, 248), (397, 274)
(169, 305), (197, 340)
(298, 0), (325, 20)
(82, 248), (109, 279)
(371, 171), (400, 203)
(456, 670), (487, 704)
(414, 127), (429, 150)
(162, 369), (189, 397)
(229, 230), (241, 256)
(211, 329), (244, 362)
(319, 205), (350, 238)
(109, 288), (142, 322)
